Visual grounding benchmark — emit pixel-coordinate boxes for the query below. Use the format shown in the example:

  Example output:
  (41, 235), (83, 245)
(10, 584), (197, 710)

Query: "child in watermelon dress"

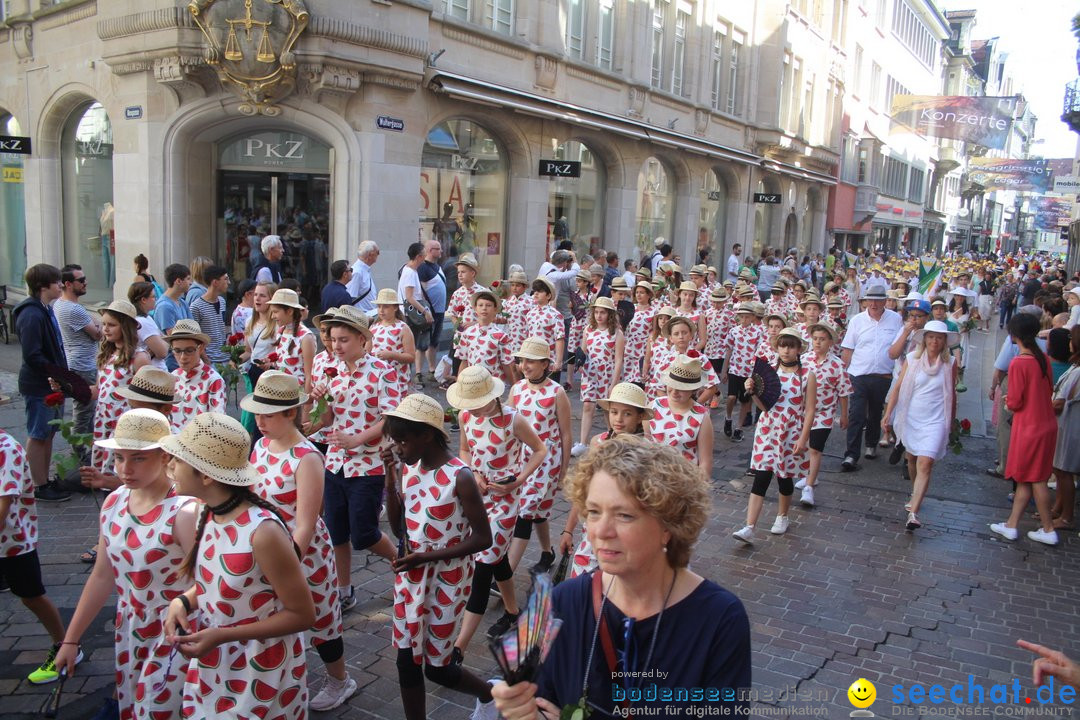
(446, 366), (547, 654)
(648, 355), (714, 480)
(458, 290), (515, 380)
(93, 300), (151, 472)
(371, 289), (417, 399)
(162, 413), (315, 720)
(242, 371), (355, 712)
(573, 297), (625, 457)
(505, 337), (572, 574)
(524, 277), (566, 381)
(56, 409), (197, 720)
(267, 288), (316, 394)
(381, 393), (498, 720)
(622, 282), (656, 383)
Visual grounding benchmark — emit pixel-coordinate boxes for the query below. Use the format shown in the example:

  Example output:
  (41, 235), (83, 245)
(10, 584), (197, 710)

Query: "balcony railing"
(1063, 79), (1080, 133)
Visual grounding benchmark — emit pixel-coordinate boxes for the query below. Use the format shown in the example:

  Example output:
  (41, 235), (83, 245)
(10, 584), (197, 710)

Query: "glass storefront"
(0, 113), (26, 291)
(420, 119), (507, 287)
(61, 102), (113, 301)
(544, 139), (604, 259)
(698, 170), (728, 268)
(635, 157), (674, 259)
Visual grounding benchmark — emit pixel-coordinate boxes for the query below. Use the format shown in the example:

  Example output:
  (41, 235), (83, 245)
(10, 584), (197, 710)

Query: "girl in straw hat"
(646, 316), (721, 406)
(458, 290), (514, 380)
(56, 409), (198, 719)
(795, 294), (826, 345)
(165, 319), (227, 435)
(622, 281), (656, 383)
(371, 289), (417, 397)
(446, 254), (489, 381)
(948, 289), (977, 392)
(704, 288), (735, 409)
(243, 371), (355, 711)
(524, 278), (567, 381)
(162, 413), (315, 720)
(92, 301), (151, 472)
(673, 281), (707, 349)
(647, 355), (714, 480)
(565, 270), (594, 391)
(794, 324), (851, 509)
(268, 288), (316, 394)
(379, 393), (498, 720)
(644, 305), (675, 370)
(722, 303), (764, 442)
(241, 281), (279, 436)
(573, 297), (625, 457)
(756, 313), (788, 366)
(445, 366), (547, 652)
(503, 271), (535, 355)
(732, 329), (817, 544)
(506, 338), (571, 575)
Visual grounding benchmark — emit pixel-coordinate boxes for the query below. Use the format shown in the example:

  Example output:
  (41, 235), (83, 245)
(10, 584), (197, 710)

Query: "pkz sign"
(538, 160), (581, 178)
(753, 193), (781, 204)
(0, 135), (31, 155)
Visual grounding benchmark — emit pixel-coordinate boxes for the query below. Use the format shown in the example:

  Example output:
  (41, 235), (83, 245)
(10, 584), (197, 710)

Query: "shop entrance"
(217, 131), (332, 310)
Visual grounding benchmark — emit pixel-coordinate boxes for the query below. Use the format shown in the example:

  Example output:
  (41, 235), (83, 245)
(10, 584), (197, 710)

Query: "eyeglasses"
(171, 347), (200, 356)
(74, 277), (88, 284)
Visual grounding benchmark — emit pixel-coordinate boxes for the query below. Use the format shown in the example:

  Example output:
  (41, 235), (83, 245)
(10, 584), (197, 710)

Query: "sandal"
(1052, 518), (1075, 530)
(79, 548), (97, 564)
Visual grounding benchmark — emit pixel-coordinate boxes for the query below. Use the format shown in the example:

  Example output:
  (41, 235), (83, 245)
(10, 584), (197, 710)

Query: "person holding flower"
(92, 300), (150, 473)
(165, 319), (226, 434)
(371, 289), (416, 400)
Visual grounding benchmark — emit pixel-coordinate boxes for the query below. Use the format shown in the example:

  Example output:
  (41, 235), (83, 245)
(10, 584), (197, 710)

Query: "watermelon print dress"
(182, 507), (307, 720)
(170, 361), (227, 434)
(371, 319), (412, 400)
(393, 456), (474, 666)
(508, 379), (563, 520)
(251, 438), (342, 648)
(459, 323), (513, 379)
(101, 486), (193, 720)
(93, 354), (133, 472)
(503, 294), (534, 351)
(649, 397), (708, 463)
(622, 305), (654, 383)
(580, 327), (618, 403)
(750, 366), (814, 478)
(273, 324), (314, 388)
(524, 304), (566, 354)
(460, 406), (524, 566)
(0, 432), (36, 559)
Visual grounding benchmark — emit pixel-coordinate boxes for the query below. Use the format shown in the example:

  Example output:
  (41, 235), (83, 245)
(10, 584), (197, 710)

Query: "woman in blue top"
(492, 435), (751, 718)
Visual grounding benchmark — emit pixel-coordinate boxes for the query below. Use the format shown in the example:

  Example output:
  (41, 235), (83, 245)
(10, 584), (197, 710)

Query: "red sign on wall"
(487, 232), (501, 256)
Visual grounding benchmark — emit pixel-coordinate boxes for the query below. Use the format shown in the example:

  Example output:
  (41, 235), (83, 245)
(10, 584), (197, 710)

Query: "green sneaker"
(27, 642), (82, 685)
(956, 382), (967, 393)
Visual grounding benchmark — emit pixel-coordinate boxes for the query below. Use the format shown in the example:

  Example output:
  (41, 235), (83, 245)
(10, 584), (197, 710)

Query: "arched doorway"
(544, 138), (605, 259)
(0, 111), (27, 290)
(699, 169), (730, 268)
(784, 212), (798, 249)
(804, 187), (822, 254)
(753, 177), (781, 257)
(635, 157), (675, 259)
(61, 102), (113, 300)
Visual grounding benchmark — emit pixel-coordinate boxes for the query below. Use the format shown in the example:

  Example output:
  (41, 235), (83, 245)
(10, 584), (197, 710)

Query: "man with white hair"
(347, 240), (380, 315)
(252, 234), (284, 284)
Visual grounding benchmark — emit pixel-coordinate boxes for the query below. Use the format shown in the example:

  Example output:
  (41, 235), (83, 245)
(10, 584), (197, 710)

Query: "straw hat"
(116, 366), (178, 405)
(323, 305), (372, 338)
(807, 323), (839, 342)
(664, 354), (704, 391)
(533, 276), (556, 297)
(771, 326), (807, 351)
(677, 281), (700, 295)
(240, 370), (309, 415)
(635, 281), (655, 296)
(738, 268), (755, 281)
(610, 277), (630, 292)
(912, 319), (959, 347)
(598, 382), (653, 417)
(800, 294), (825, 309)
(656, 305), (677, 318)
(863, 286), (888, 300)
(446, 366), (505, 411)
(589, 263), (605, 277)
(166, 319), (210, 345)
(764, 313), (789, 326)
(590, 296), (617, 312)
(823, 282), (840, 294)
(269, 288), (304, 309)
(383, 393), (449, 439)
(827, 299), (845, 309)
(94, 408), (171, 451)
(311, 306), (339, 327)
(158, 413), (259, 486)
(736, 286), (757, 299)
(722, 280), (734, 288)
(513, 337), (551, 361)
(734, 302), (756, 315)
(455, 253), (479, 271)
(710, 287), (730, 302)
(470, 289), (501, 312)
(750, 301), (767, 318)
(770, 283), (786, 294)
(634, 267), (653, 281)
(689, 264), (707, 277)
(508, 271), (529, 285)
(575, 269), (591, 283)
(103, 299), (138, 322)
(375, 288), (402, 305)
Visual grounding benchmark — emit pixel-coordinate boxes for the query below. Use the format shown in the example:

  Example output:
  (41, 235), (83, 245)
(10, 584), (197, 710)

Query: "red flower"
(265, 353), (280, 363)
(490, 280), (501, 289)
(227, 332), (245, 346)
(960, 418), (972, 432)
(324, 367), (338, 379)
(44, 392), (65, 408)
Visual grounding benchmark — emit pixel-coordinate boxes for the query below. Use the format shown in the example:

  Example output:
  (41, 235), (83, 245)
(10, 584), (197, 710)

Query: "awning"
(426, 70), (837, 186)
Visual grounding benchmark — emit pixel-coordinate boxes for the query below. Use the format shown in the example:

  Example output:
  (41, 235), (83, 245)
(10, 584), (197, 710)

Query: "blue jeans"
(24, 394), (62, 441)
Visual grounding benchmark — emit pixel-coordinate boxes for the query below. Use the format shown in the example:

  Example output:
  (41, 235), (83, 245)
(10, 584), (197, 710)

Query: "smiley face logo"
(847, 678), (877, 709)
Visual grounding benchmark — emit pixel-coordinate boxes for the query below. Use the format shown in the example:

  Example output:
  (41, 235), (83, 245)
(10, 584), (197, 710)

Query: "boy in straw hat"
(622, 280), (656, 384)
(160, 414), (314, 720)
(524, 276), (566, 382)
(379, 394), (500, 720)
(445, 366), (547, 651)
(572, 296), (625, 457)
(458, 289), (514, 381)
(502, 270), (535, 353)
(647, 354), (713, 480)
(446, 253), (489, 379)
(55, 409), (197, 716)
(704, 287), (734, 408)
(722, 302), (765, 442)
(304, 307), (342, 453)
(166, 318), (226, 434)
(794, 323), (851, 508)
(506, 338), (571, 574)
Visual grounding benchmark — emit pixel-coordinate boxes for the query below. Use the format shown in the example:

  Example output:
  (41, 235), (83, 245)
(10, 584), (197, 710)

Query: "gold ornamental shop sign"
(189, 0), (309, 116)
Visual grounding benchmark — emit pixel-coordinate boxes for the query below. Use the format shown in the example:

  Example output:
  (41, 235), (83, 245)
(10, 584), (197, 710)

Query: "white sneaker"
(990, 522), (1018, 541)
(310, 675), (358, 712)
(732, 525), (754, 544)
(770, 515), (790, 535)
(470, 679), (501, 720)
(1027, 528), (1060, 546)
(799, 486), (815, 507)
(794, 479), (806, 490)
(570, 442), (588, 457)
(338, 585), (357, 612)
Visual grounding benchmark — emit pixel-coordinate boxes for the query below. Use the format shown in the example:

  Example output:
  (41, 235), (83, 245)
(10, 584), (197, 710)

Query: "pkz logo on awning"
(242, 138), (305, 160)
(0, 135), (31, 155)
(538, 160), (582, 178)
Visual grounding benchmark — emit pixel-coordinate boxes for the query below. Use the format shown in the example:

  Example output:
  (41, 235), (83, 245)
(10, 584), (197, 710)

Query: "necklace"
(779, 359), (800, 368)
(208, 492), (243, 516)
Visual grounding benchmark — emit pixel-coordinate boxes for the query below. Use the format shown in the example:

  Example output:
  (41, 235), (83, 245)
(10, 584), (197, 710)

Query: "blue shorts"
(323, 469), (385, 550)
(24, 394), (62, 441)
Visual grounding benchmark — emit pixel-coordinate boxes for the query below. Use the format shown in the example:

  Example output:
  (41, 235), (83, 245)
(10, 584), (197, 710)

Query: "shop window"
(420, 119), (508, 288)
(0, 113), (26, 290)
(698, 170), (729, 267)
(545, 139), (605, 259)
(635, 157), (674, 259)
(61, 102), (114, 300)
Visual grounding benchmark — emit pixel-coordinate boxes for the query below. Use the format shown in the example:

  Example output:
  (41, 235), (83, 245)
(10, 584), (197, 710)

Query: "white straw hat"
(383, 393), (449, 439)
(103, 299), (139, 322)
(664, 355), (705, 391)
(323, 305), (372, 338)
(165, 319), (210, 345)
(598, 382), (653, 417)
(589, 296), (617, 312)
(912, 319), (959, 347)
(455, 253), (479, 271)
(513, 337), (551, 361)
(771, 326), (807, 351)
(240, 370), (309, 415)
(470, 289), (501, 312)
(375, 288), (402, 305)
(445, 366), (505, 411)
(269, 288), (304, 309)
(158, 413), (259, 486)
(116, 366), (178, 404)
(94, 408), (171, 451)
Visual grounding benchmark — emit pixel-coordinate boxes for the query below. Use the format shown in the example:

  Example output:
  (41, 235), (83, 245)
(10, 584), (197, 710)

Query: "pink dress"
(509, 379), (564, 520)
(371, 319), (412, 399)
(802, 351), (852, 430)
(622, 305), (655, 383)
(251, 438), (342, 647)
(183, 507), (307, 719)
(273, 323), (314, 388)
(93, 354), (133, 472)
(580, 327), (618, 403)
(649, 397), (707, 463)
(460, 406), (523, 565)
(101, 486), (193, 720)
(394, 457), (474, 666)
(751, 366), (813, 478)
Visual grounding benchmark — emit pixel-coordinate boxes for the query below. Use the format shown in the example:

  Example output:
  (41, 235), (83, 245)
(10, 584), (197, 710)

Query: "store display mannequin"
(100, 202), (115, 288)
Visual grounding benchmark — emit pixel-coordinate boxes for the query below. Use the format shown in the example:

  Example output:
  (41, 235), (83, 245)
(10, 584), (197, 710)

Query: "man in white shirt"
(726, 243), (742, 282)
(839, 286), (903, 470)
(398, 241), (432, 332)
(347, 240), (380, 315)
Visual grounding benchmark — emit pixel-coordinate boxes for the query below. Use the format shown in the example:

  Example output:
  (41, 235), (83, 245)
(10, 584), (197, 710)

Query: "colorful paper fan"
(45, 363), (92, 405)
(551, 550), (571, 586)
(489, 571), (563, 685)
(751, 357), (782, 411)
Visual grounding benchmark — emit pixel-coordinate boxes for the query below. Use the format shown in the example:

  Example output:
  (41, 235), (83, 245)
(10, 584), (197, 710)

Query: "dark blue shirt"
(535, 573), (751, 717)
(320, 280), (354, 312)
(14, 297), (68, 397)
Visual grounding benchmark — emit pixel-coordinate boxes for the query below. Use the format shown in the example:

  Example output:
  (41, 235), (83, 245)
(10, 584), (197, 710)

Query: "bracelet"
(60, 641), (79, 646)
(561, 530), (573, 536)
(178, 594), (193, 613)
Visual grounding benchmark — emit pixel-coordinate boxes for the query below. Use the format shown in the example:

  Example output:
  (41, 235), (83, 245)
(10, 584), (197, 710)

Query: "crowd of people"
(1, 237), (1077, 719)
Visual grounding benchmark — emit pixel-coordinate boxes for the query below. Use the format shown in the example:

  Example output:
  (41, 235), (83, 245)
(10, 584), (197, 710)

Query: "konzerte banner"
(890, 95), (1018, 150)
(968, 158), (1052, 193)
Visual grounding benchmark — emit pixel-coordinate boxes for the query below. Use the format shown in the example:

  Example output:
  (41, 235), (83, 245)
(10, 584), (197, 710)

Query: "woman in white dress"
(882, 320), (957, 532)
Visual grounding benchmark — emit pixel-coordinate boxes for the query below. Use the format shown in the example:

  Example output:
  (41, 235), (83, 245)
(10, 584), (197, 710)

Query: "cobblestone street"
(1, 328), (1076, 720)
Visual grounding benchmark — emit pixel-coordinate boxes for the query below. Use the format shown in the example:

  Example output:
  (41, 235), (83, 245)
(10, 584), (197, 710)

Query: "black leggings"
(465, 556), (513, 613)
(751, 469), (794, 498)
(513, 517), (547, 539)
(315, 636), (344, 664)
(396, 648), (464, 689)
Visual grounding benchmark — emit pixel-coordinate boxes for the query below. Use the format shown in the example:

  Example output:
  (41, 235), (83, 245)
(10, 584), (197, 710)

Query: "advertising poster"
(890, 95), (1018, 150)
(968, 158), (1052, 193)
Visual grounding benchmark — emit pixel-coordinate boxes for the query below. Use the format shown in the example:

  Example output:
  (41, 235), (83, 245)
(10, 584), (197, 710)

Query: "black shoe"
(450, 422), (460, 431)
(450, 647), (464, 666)
(532, 548), (557, 573)
(486, 611), (519, 639)
(986, 467), (1004, 479)
(0, 575), (8, 593)
(34, 481), (71, 503)
(888, 442), (905, 465)
(732, 429), (744, 443)
(743, 414), (754, 427)
(840, 456), (857, 472)
(723, 419), (732, 437)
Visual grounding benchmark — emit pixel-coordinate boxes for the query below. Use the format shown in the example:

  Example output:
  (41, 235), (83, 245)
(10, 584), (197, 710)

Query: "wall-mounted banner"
(968, 158), (1052, 193)
(890, 95), (1018, 150)
(1034, 197), (1072, 231)
(1054, 176), (1080, 194)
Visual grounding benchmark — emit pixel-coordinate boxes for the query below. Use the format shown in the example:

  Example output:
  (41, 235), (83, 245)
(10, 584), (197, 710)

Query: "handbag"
(404, 300), (431, 329)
